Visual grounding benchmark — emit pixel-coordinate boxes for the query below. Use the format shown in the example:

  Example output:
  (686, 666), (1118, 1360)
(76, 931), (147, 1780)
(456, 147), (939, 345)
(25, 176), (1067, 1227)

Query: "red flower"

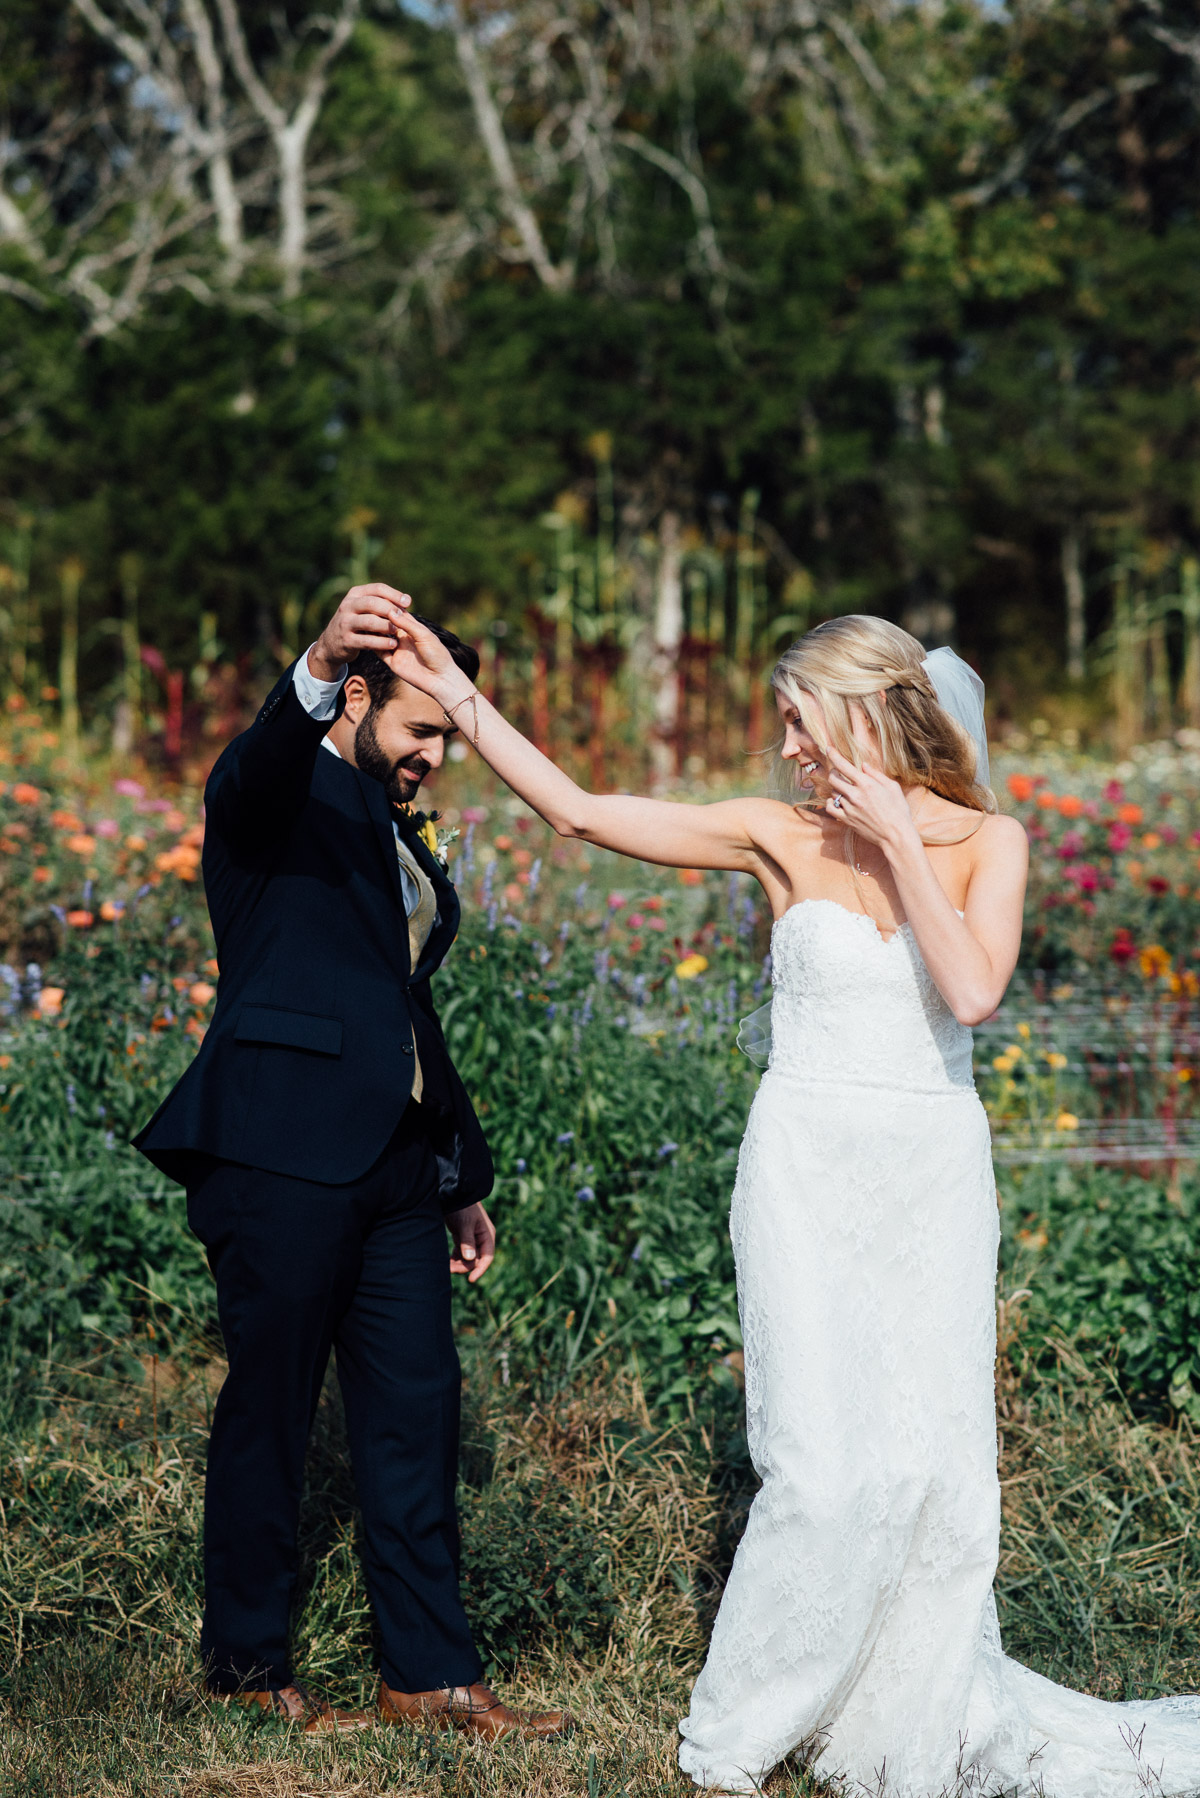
(1147, 876), (1170, 895)
(1110, 930), (1137, 964)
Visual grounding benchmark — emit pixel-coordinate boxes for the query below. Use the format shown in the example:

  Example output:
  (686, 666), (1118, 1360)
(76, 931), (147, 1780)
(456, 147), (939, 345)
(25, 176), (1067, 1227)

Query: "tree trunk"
(651, 510), (683, 791)
(1062, 522), (1086, 681)
(58, 559), (82, 764)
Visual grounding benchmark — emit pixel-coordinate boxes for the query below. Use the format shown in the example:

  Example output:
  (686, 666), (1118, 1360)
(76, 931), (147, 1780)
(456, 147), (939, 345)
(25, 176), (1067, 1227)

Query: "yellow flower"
(1017, 1023), (1031, 1040)
(675, 954), (709, 980)
(1055, 1111), (1080, 1132)
(1044, 1051), (1068, 1070)
(1179, 1069), (1194, 1084)
(992, 1054), (1015, 1074)
(419, 818), (439, 857)
(1139, 944), (1171, 980)
(1003, 1043), (1024, 1060)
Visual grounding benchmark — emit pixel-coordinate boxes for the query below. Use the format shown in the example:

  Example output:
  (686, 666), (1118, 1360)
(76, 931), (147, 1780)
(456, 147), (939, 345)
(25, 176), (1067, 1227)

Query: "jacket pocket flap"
(235, 1005), (342, 1056)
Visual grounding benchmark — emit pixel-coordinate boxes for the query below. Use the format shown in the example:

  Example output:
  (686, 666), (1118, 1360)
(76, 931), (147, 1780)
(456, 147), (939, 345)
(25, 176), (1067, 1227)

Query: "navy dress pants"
(185, 1104), (484, 1694)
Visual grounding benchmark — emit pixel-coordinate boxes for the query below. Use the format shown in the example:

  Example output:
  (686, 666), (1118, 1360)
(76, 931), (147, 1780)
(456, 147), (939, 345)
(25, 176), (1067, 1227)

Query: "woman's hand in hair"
(823, 747), (922, 853)
(388, 611), (476, 710)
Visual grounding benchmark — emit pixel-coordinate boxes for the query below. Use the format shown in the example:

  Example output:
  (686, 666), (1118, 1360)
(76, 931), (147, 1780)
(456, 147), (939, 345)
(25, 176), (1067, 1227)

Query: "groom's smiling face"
(337, 673), (456, 806)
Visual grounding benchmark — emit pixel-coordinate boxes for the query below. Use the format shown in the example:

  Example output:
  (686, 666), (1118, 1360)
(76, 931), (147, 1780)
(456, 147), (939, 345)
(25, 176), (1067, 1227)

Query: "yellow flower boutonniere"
(400, 807), (460, 874)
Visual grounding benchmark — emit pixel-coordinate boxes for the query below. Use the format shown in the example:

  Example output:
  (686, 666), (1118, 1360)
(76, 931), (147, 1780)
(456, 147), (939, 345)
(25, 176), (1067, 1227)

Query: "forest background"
(2, 0), (1200, 774)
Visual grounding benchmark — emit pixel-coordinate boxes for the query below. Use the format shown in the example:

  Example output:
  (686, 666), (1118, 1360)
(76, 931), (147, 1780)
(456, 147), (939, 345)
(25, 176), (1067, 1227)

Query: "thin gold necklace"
(845, 787), (927, 878)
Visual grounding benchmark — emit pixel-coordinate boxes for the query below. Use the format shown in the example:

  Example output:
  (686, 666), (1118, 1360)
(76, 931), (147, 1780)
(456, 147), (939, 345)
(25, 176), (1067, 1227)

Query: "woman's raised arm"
(387, 614), (768, 873)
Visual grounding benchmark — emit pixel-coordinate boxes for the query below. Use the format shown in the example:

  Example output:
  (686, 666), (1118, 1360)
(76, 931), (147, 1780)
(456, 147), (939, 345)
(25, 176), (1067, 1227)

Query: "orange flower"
(0, 1055), (10, 1070)
(1035, 792), (1058, 810)
(65, 833), (96, 856)
(1118, 803), (1143, 825)
(1139, 944), (1171, 979)
(644, 895), (664, 911)
(203, 958), (219, 975)
(189, 981), (216, 1006)
(12, 783), (40, 805)
(124, 834), (147, 852)
(154, 844), (201, 879)
(1057, 795), (1083, 818)
(51, 809), (83, 831)
(502, 882), (524, 905)
(178, 823), (204, 848)
(1126, 860), (1143, 881)
(99, 900), (123, 922)
(1006, 774), (1035, 802)
(164, 809), (187, 831)
(32, 867), (51, 884)
(66, 910), (94, 928)
(493, 834), (513, 851)
(185, 1017), (207, 1042)
(1142, 832), (1161, 850)
(37, 987), (64, 1017)
(678, 868), (704, 886)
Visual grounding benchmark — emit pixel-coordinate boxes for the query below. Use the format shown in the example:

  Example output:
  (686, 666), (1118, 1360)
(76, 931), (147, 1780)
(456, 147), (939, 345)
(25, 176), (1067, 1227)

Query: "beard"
(354, 707), (429, 807)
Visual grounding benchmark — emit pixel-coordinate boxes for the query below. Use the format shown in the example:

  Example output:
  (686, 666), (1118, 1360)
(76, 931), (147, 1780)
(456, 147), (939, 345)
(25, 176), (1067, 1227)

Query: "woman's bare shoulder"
(976, 811), (1028, 851)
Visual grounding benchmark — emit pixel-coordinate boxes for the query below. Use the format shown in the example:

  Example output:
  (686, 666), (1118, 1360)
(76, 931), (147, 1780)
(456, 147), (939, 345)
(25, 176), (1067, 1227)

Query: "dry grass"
(2, 1315), (1200, 1796)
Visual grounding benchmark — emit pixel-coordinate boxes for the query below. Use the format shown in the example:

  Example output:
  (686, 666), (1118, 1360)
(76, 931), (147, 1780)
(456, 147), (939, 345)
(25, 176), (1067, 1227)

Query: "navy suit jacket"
(134, 662), (493, 1208)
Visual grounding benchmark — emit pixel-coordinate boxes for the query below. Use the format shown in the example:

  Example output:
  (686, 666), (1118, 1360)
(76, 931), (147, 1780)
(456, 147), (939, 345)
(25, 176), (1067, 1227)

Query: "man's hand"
(446, 1202), (496, 1283)
(308, 584), (413, 680)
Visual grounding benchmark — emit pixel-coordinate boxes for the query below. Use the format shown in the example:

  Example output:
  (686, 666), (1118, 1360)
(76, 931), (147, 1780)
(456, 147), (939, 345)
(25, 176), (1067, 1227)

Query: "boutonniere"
(399, 807), (459, 874)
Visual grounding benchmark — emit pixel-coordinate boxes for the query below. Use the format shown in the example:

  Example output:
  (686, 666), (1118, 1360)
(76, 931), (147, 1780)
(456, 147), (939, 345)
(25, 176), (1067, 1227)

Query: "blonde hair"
(771, 615), (995, 813)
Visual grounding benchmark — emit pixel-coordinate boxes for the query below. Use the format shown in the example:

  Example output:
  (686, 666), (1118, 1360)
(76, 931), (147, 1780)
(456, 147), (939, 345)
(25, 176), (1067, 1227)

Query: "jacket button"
(401, 1041), (413, 1055)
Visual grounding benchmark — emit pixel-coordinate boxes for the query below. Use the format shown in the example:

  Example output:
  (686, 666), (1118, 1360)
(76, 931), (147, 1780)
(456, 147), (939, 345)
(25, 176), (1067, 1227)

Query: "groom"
(136, 583), (571, 1739)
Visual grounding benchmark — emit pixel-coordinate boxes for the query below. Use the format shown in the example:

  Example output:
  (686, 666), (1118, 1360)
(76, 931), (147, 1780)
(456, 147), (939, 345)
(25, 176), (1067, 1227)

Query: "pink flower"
(95, 819), (119, 839)
(1108, 823), (1133, 852)
(1083, 800), (1100, 820)
(113, 778), (145, 798)
(628, 912), (645, 927)
(461, 806), (488, 824)
(608, 892), (627, 911)
(1162, 826), (1179, 845)
(1057, 831), (1085, 860)
(1104, 780), (1124, 803)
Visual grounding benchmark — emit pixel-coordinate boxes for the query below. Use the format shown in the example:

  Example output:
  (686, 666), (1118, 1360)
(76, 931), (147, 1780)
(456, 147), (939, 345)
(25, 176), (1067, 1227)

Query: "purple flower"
(657, 1142), (678, 1158)
(556, 1130), (575, 1144)
(515, 1157), (527, 1173)
(575, 1185), (595, 1202)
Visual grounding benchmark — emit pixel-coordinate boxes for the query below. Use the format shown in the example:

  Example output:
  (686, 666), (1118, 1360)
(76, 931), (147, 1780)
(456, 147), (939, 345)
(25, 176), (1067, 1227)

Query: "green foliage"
(459, 1476), (617, 1665)
(1003, 1163), (1200, 1420)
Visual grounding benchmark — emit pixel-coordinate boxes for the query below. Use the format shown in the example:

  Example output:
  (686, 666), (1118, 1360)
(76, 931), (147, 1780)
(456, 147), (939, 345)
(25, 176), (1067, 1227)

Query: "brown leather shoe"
(378, 1680), (575, 1741)
(228, 1681), (370, 1734)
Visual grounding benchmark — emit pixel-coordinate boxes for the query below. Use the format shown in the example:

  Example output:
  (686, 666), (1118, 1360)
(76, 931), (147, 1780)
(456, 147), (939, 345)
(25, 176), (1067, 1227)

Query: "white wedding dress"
(678, 897), (1200, 1798)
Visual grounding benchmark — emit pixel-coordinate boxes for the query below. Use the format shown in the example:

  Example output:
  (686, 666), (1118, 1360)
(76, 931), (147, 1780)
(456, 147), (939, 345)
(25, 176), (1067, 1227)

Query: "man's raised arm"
(205, 584), (411, 844)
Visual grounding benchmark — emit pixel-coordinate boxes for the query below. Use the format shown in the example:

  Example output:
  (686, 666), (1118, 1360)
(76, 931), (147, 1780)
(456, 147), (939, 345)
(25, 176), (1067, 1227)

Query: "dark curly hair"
(351, 615), (480, 713)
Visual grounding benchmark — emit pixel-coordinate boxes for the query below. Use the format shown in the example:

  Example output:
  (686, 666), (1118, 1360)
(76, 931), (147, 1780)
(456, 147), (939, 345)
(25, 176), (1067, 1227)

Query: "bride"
(388, 609), (1200, 1796)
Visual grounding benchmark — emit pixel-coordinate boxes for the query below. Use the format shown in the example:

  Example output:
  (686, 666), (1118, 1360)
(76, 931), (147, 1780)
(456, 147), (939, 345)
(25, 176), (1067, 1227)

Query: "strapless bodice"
(765, 898), (974, 1096)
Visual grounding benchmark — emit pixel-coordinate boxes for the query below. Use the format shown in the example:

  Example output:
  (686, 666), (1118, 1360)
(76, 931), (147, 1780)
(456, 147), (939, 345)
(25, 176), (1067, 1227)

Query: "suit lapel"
(394, 813), (461, 982)
(356, 768), (413, 946)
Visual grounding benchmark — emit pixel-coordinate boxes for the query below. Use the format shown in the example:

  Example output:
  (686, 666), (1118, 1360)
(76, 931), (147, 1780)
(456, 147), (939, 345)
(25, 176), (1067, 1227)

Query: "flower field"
(8, 717), (1200, 1793)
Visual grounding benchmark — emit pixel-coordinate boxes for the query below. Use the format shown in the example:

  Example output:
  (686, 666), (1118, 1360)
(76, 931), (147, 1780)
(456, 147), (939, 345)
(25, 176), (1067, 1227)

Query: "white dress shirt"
(292, 646), (419, 917)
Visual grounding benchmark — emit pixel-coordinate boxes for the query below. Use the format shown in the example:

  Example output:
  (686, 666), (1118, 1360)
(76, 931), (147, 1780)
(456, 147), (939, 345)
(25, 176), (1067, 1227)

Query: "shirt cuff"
(292, 643), (347, 721)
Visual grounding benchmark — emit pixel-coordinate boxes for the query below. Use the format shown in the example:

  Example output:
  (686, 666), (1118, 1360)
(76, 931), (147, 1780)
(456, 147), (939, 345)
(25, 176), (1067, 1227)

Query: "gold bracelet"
(443, 689), (480, 747)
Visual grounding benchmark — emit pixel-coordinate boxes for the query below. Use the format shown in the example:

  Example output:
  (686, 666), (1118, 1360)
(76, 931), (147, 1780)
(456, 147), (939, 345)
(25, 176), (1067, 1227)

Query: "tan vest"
(394, 831), (437, 1102)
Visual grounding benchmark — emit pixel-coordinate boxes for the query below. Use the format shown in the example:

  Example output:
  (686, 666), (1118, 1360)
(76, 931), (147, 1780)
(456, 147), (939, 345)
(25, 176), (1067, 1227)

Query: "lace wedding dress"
(678, 898), (1200, 1798)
